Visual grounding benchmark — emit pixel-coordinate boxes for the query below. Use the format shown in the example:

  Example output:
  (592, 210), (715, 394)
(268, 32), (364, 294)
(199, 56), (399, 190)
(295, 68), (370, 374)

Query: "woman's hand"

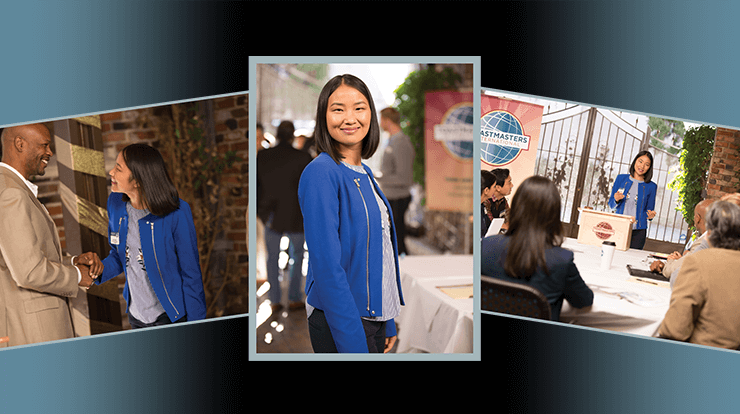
(614, 192), (625, 202)
(384, 335), (397, 353)
(647, 210), (657, 220)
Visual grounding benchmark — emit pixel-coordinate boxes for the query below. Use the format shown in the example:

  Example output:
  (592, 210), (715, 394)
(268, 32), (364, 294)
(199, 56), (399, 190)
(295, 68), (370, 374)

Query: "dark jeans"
(128, 312), (187, 329)
(630, 228), (647, 250)
(307, 308), (386, 353)
(388, 195), (412, 255)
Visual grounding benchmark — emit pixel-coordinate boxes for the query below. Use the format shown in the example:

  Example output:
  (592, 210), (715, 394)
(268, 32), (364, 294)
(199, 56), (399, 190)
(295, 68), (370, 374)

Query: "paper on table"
(438, 284), (474, 300)
(485, 218), (505, 238)
(590, 283), (667, 306)
(617, 290), (666, 307)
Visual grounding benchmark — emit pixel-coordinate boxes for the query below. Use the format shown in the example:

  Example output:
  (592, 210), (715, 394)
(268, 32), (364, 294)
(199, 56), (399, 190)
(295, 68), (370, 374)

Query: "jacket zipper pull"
(354, 178), (361, 188)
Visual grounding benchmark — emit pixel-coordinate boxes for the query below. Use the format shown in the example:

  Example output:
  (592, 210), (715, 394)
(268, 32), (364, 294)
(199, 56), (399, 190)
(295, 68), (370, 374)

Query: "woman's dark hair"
(503, 175), (564, 279)
(706, 200), (740, 251)
(121, 143), (180, 216)
(490, 168), (510, 187)
(629, 150), (654, 183)
(314, 74), (380, 163)
(481, 170), (496, 195)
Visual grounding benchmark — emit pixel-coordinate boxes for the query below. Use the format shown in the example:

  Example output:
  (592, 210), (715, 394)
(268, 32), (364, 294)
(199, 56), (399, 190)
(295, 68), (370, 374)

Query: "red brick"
(104, 132), (126, 142)
(216, 98), (235, 109)
(100, 112), (122, 121)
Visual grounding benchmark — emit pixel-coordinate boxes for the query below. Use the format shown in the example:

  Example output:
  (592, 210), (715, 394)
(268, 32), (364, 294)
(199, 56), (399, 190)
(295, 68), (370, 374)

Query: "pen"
(635, 278), (658, 286)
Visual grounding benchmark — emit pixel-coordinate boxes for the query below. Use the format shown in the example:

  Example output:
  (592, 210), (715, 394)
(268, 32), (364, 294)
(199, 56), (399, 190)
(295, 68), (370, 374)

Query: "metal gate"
(533, 104), (688, 249)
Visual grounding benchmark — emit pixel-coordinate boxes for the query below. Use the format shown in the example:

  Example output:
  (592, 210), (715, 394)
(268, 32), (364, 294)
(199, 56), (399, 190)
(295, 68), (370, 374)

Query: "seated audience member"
(650, 198), (714, 288)
(481, 168), (513, 233)
(481, 175), (593, 321)
(481, 170), (496, 238)
(658, 200), (740, 349)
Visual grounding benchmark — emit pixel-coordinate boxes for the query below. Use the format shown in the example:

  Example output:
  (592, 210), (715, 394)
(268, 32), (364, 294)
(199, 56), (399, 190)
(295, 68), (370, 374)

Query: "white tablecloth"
(395, 255), (474, 353)
(559, 238), (671, 337)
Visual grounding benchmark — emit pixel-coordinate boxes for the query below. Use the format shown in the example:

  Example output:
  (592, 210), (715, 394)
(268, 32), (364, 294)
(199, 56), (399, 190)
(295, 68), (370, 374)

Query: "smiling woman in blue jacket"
(298, 74), (404, 353)
(608, 150), (658, 249)
(96, 144), (207, 328)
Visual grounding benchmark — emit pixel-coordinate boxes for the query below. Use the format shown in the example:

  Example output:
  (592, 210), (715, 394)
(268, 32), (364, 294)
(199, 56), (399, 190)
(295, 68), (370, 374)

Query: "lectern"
(577, 208), (634, 251)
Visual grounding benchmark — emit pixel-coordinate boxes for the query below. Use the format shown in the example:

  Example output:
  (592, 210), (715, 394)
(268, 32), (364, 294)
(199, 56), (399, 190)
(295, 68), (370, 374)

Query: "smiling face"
(20, 125), (53, 178)
(109, 151), (138, 197)
(326, 83), (371, 162)
(633, 154), (652, 179)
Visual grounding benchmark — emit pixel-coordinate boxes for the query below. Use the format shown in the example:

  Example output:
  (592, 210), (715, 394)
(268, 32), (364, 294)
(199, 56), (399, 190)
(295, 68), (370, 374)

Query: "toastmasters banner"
(425, 90), (475, 212)
(480, 95), (544, 194)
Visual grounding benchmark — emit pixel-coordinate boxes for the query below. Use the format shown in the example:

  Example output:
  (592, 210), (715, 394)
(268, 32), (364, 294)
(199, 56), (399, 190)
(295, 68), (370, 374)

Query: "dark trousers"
(388, 195), (412, 255)
(630, 228), (647, 250)
(307, 308), (386, 353)
(128, 312), (187, 329)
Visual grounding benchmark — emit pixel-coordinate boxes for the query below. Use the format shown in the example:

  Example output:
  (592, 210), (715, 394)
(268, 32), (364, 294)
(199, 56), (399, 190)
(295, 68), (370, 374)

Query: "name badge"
(110, 232), (120, 246)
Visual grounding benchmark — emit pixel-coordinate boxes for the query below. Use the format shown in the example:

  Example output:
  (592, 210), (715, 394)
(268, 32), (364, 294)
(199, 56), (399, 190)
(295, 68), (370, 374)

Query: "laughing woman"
(608, 150), (658, 250)
(298, 74), (404, 353)
(96, 143), (206, 328)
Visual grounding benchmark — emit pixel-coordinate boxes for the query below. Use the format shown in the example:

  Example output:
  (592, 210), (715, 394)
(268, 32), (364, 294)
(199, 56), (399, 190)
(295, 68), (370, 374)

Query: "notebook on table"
(626, 264), (669, 282)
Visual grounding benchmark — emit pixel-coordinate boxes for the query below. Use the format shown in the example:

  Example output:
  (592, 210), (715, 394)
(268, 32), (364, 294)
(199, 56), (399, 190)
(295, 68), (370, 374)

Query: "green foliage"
(393, 67), (462, 188)
(667, 124), (715, 234)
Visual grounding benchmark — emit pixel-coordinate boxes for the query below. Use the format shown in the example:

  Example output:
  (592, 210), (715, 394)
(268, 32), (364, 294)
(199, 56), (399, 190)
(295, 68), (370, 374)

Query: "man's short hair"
(380, 107), (400, 125)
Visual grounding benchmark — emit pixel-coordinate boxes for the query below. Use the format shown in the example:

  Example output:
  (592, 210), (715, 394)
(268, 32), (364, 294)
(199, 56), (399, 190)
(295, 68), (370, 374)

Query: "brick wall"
(707, 127), (740, 199)
(212, 94), (250, 275)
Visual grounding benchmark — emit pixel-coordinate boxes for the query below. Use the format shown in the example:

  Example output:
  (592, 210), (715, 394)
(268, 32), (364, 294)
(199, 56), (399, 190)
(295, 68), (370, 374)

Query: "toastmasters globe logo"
(480, 110), (531, 167)
(433, 103), (474, 160)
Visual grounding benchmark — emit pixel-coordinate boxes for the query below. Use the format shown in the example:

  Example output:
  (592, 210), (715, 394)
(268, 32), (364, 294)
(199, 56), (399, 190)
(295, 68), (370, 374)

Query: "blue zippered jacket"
(298, 153), (405, 353)
(97, 192), (207, 322)
(608, 173), (657, 230)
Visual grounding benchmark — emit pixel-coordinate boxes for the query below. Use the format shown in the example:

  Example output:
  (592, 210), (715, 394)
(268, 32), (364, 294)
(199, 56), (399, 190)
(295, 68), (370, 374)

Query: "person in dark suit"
(481, 175), (593, 321)
(257, 120), (313, 312)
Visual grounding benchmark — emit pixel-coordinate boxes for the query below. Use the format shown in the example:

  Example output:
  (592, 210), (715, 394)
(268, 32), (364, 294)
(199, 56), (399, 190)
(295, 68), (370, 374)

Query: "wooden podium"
(577, 208), (634, 251)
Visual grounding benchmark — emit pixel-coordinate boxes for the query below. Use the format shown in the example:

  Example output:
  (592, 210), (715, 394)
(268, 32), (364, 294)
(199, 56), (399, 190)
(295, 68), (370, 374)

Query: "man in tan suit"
(650, 198), (714, 287)
(658, 200), (740, 349)
(0, 123), (99, 347)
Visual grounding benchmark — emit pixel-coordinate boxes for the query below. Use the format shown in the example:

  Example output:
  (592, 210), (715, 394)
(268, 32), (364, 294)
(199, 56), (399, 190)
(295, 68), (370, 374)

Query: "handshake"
(73, 252), (104, 289)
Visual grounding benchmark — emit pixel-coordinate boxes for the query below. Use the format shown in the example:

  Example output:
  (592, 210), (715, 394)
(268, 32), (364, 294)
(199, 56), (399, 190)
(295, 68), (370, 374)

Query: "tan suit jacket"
(662, 232), (707, 281)
(0, 166), (79, 347)
(658, 248), (740, 349)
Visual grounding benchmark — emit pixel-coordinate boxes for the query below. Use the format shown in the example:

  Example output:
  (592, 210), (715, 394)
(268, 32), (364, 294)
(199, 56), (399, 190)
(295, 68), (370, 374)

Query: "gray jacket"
(377, 131), (415, 199)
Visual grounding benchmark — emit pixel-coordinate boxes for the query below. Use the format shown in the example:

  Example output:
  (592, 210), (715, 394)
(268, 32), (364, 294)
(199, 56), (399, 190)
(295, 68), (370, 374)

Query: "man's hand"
(74, 252), (103, 278)
(650, 261), (665, 273)
(77, 264), (95, 289)
(667, 251), (682, 261)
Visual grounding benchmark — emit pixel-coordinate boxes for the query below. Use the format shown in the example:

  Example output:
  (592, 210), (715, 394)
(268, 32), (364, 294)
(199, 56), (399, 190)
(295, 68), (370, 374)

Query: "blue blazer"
(97, 193), (207, 322)
(298, 153), (405, 353)
(481, 235), (593, 321)
(608, 173), (657, 230)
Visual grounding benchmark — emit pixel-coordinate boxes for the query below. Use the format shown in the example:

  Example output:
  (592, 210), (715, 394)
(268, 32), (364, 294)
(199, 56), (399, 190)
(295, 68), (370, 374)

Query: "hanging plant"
(667, 124), (715, 235)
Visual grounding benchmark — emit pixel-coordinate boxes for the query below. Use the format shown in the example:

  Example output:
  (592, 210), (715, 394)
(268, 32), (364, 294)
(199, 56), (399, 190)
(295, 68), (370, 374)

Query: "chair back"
(481, 276), (552, 320)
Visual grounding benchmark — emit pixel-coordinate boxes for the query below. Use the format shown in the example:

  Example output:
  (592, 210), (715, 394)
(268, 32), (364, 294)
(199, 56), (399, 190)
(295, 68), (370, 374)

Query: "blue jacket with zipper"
(298, 153), (405, 353)
(97, 192), (207, 322)
(608, 173), (657, 230)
